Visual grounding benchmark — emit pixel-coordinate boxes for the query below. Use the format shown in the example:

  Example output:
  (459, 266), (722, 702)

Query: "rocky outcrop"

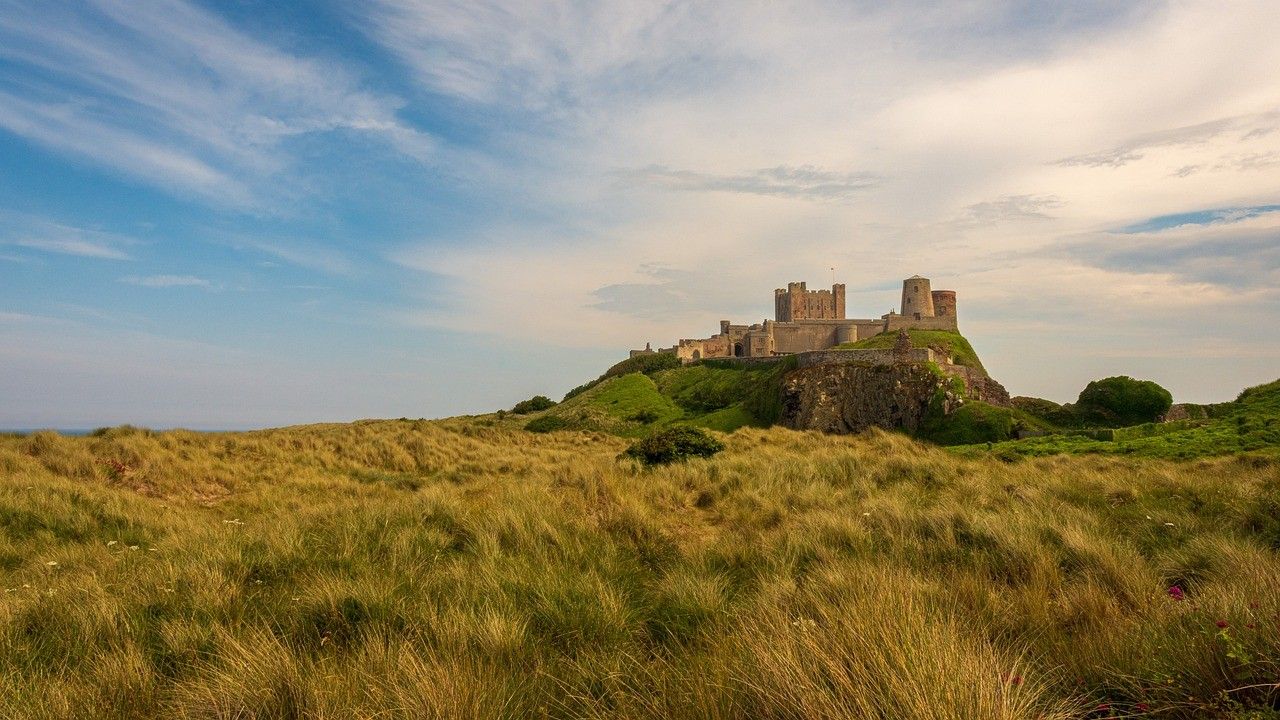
(939, 364), (1010, 406)
(779, 361), (1010, 434)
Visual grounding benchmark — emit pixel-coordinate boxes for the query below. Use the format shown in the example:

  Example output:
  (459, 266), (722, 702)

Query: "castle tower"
(788, 282), (807, 320)
(833, 283), (846, 319)
(931, 290), (956, 320)
(900, 276), (934, 319)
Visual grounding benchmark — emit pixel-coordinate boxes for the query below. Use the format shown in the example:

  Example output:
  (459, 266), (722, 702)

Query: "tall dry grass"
(1, 420), (1277, 718)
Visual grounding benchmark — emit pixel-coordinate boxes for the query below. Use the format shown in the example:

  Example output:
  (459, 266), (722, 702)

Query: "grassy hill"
(956, 379), (1280, 460)
(836, 329), (988, 374)
(2, 422), (1279, 718)
(518, 358), (795, 436)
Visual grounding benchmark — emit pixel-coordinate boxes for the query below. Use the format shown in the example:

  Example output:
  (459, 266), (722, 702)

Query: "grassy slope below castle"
(2, 423), (1279, 718)
(836, 329), (987, 374)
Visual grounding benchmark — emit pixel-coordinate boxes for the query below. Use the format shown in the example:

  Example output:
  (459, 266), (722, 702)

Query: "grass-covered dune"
(2, 422), (1279, 718)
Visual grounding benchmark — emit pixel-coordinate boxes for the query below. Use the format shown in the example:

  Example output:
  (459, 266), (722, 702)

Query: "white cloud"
(119, 274), (210, 288)
(0, 0), (432, 207)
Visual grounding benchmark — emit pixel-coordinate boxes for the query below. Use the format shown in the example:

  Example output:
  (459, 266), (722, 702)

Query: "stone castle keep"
(632, 276), (959, 362)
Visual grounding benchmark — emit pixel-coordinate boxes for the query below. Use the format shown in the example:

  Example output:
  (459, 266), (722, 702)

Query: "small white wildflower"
(861, 512), (871, 516)
(148, 548), (158, 552)
(222, 518), (244, 525)
(163, 588), (175, 594)
(1163, 522), (1175, 527)
(4, 588), (16, 593)
(45, 561), (58, 567)
(128, 545), (140, 551)
(106, 540), (118, 547)
(1145, 515), (1152, 520)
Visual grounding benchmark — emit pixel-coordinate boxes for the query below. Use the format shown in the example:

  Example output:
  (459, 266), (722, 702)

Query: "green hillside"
(955, 379), (1280, 460)
(836, 329), (987, 374)
(519, 359), (794, 436)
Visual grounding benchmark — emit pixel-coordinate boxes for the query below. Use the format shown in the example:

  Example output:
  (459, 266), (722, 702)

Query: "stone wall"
(795, 347), (935, 368)
(770, 321), (847, 354)
(884, 314), (958, 332)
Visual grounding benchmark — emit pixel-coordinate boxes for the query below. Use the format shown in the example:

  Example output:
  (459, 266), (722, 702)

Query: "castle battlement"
(632, 276), (958, 363)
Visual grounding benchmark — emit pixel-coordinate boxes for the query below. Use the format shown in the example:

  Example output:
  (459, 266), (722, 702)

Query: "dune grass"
(1, 421), (1278, 718)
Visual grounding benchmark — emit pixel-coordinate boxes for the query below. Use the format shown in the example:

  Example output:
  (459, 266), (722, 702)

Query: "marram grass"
(1, 421), (1278, 718)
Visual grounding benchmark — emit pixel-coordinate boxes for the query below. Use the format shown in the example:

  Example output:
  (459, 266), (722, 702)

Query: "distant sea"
(1, 428), (233, 436)
(2, 429), (95, 436)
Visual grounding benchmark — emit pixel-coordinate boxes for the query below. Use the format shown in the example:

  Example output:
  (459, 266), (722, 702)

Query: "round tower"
(900, 276), (934, 318)
(931, 290), (956, 319)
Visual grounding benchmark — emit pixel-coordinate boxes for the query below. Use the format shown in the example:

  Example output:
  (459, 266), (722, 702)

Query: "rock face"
(779, 362), (1009, 434)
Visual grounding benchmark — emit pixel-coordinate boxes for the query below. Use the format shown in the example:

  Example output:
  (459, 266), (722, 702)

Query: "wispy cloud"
(621, 165), (882, 201)
(239, 240), (353, 276)
(11, 237), (130, 260)
(0, 0), (432, 206)
(119, 274), (210, 288)
(953, 195), (1063, 227)
(2, 215), (135, 259)
(1056, 110), (1280, 168)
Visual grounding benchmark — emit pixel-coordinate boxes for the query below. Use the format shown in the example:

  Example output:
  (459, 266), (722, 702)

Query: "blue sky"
(2, 0), (1279, 429)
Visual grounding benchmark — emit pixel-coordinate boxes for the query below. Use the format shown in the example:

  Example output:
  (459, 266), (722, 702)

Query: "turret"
(931, 290), (956, 320)
(900, 276), (934, 319)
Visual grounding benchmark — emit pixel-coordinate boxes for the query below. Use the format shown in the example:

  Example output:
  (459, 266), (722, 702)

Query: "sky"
(1, 0), (1278, 429)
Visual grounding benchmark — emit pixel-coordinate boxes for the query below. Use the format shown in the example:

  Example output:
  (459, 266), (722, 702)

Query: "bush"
(1010, 396), (1079, 428)
(1076, 376), (1173, 427)
(623, 427), (724, 466)
(524, 416), (571, 433)
(511, 395), (557, 414)
(627, 409), (660, 424)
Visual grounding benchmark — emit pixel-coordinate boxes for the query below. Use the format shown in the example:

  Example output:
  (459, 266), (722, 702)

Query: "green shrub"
(1009, 396), (1079, 428)
(623, 427), (724, 466)
(627, 409), (660, 424)
(1076, 376), (1173, 427)
(511, 395), (556, 414)
(524, 416), (571, 433)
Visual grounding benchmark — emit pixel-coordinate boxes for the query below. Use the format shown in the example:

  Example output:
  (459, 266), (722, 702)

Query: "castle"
(631, 275), (959, 362)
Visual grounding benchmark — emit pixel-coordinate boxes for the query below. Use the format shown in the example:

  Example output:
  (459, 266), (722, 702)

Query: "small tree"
(623, 427), (724, 466)
(511, 395), (557, 414)
(1076, 376), (1173, 427)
